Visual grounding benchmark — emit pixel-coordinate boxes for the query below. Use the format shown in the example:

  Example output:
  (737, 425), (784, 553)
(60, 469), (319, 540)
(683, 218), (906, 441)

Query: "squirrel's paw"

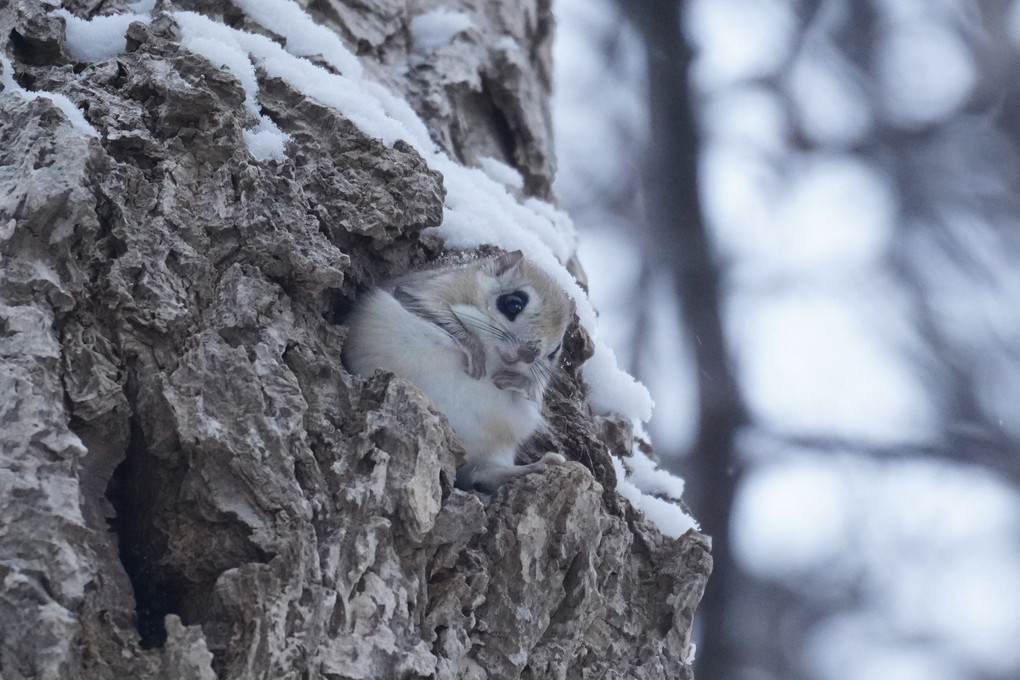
(537, 452), (566, 467)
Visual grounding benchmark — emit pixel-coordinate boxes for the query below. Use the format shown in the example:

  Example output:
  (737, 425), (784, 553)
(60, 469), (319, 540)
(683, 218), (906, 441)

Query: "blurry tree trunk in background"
(621, 1), (748, 678)
(612, 0), (1020, 678)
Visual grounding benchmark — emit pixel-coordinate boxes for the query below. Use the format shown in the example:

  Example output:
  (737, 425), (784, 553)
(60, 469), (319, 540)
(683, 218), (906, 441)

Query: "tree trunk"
(622, 1), (745, 678)
(0, 1), (709, 678)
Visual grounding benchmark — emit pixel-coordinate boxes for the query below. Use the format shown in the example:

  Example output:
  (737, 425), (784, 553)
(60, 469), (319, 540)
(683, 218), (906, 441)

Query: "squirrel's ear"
(568, 297), (576, 318)
(391, 284), (420, 309)
(487, 250), (524, 276)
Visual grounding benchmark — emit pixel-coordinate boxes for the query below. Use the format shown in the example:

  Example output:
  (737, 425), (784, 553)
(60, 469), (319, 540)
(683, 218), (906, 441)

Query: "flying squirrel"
(342, 251), (575, 493)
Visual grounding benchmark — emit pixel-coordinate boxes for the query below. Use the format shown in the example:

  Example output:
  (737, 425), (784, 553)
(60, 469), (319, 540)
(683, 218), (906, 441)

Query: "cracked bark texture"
(0, 1), (710, 679)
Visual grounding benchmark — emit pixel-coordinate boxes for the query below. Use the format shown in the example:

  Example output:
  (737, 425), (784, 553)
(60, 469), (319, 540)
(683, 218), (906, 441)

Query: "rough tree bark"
(0, 1), (710, 679)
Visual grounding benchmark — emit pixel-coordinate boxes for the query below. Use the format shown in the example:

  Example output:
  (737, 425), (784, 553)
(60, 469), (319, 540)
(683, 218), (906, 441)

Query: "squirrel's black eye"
(496, 290), (529, 321)
(547, 342), (562, 361)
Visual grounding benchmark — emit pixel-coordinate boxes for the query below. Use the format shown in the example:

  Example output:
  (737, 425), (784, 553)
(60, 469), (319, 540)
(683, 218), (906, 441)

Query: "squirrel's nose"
(500, 344), (539, 365)
(517, 344), (539, 364)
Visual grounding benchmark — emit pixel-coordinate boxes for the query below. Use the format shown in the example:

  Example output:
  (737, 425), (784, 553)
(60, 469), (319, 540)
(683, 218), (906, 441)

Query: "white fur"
(344, 290), (543, 467)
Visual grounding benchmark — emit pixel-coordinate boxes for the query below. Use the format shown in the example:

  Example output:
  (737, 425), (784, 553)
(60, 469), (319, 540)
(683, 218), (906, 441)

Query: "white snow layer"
(624, 449), (688, 500)
(172, 13), (291, 161)
(48, 0), (691, 537)
(409, 9), (475, 54)
(232, 0), (363, 78)
(53, 8), (151, 62)
(613, 456), (699, 538)
(478, 155), (525, 190)
(0, 55), (98, 137)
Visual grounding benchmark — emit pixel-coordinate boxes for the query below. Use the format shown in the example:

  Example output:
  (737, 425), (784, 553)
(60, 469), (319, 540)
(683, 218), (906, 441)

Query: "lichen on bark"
(0, 1), (710, 679)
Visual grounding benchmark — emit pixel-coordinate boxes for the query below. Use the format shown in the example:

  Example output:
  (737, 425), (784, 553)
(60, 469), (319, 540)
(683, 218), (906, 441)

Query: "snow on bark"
(0, 1), (710, 678)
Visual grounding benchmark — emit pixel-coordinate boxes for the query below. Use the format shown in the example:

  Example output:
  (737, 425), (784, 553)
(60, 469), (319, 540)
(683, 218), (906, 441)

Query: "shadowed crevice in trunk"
(105, 420), (181, 649)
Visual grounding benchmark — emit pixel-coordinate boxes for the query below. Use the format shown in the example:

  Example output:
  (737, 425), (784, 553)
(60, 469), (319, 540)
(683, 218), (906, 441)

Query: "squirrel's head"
(451, 251), (574, 400)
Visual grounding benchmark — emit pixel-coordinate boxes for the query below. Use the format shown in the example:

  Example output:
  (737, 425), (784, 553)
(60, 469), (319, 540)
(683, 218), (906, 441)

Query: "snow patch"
(233, 0), (363, 78)
(583, 344), (653, 422)
(507, 648), (528, 665)
(172, 12), (291, 161)
(624, 450), (686, 500)
(478, 156), (525, 190)
(128, 0), (157, 13)
(0, 218), (15, 243)
(434, 164), (576, 264)
(175, 10), (433, 157)
(409, 9), (474, 53)
(0, 56), (98, 138)
(53, 7), (152, 62)
(496, 35), (520, 53)
(242, 124), (289, 161)
(613, 455), (698, 538)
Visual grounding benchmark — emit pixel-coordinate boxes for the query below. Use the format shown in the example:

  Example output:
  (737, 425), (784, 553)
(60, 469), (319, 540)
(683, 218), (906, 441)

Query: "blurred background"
(550, 1), (1020, 679)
